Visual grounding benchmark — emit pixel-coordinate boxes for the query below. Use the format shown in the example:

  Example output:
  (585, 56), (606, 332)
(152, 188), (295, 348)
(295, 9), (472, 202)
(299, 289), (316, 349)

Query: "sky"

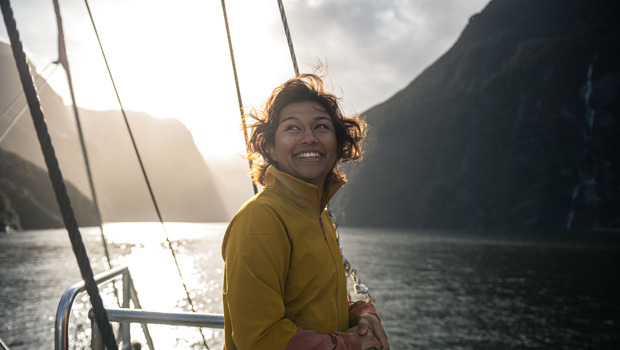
(1, 0), (489, 209)
(1, 0), (490, 155)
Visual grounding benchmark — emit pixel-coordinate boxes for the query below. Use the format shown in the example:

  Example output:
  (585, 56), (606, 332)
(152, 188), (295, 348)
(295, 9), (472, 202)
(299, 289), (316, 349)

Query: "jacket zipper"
(319, 214), (340, 328)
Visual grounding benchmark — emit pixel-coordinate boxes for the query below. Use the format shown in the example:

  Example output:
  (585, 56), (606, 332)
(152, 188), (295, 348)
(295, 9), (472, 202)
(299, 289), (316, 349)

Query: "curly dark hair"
(247, 74), (367, 186)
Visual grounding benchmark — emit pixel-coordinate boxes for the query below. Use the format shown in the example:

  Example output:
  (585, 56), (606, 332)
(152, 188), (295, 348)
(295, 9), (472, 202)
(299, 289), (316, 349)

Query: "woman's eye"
(285, 125), (300, 131)
(316, 124), (330, 129)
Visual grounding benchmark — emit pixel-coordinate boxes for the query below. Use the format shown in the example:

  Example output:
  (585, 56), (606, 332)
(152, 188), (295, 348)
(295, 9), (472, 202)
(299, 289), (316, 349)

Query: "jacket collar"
(265, 165), (345, 215)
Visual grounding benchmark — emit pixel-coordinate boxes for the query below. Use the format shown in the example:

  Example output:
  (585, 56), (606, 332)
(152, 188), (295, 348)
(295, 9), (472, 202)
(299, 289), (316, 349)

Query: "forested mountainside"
(334, 0), (619, 230)
(0, 149), (97, 229)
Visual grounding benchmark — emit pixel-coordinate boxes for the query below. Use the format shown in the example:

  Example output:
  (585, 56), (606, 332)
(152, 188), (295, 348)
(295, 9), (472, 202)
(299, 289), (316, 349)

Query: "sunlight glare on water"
(97, 222), (227, 349)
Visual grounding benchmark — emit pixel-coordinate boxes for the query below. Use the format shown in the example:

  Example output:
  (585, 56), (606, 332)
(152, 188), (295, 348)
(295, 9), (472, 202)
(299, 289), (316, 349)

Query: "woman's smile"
(296, 152), (321, 158)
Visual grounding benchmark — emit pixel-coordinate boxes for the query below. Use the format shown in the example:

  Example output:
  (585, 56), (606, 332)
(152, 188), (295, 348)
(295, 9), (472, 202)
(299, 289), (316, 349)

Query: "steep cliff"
(335, 0), (619, 230)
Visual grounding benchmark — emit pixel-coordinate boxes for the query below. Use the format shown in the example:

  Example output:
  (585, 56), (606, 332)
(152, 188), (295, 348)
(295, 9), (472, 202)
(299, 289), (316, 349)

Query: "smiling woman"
(221, 74), (389, 350)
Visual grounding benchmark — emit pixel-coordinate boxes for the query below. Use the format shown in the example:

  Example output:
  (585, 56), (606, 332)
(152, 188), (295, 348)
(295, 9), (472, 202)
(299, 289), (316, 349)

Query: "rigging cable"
(0, 61), (53, 122)
(220, 0), (258, 195)
(275, 0), (375, 303)
(0, 0), (118, 348)
(0, 62), (57, 144)
(220, 0), (299, 195)
(82, 1), (210, 348)
(276, 0), (299, 76)
(51, 0), (120, 307)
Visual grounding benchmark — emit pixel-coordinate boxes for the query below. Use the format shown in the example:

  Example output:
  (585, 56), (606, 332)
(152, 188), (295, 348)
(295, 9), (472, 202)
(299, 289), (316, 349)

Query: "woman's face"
(271, 101), (338, 190)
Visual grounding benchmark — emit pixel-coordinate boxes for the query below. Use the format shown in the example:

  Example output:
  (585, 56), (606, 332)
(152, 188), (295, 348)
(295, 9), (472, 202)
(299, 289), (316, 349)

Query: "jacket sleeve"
(223, 202), (297, 349)
(285, 327), (361, 350)
(283, 301), (378, 349)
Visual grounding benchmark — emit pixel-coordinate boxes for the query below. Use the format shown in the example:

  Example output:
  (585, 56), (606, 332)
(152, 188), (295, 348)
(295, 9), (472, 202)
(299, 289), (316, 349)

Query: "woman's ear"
(266, 143), (278, 162)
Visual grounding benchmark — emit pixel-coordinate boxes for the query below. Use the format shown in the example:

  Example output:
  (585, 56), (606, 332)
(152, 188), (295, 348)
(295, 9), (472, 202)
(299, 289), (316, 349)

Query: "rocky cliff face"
(0, 149), (98, 229)
(334, 0), (619, 230)
(0, 42), (228, 227)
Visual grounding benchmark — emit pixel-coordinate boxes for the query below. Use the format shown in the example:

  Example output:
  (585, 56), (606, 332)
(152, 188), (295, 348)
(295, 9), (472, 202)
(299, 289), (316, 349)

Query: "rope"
(276, 0), (299, 76)
(0, 1), (118, 349)
(220, 0), (258, 195)
(52, 0), (120, 307)
(329, 209), (374, 303)
(83, 1), (210, 347)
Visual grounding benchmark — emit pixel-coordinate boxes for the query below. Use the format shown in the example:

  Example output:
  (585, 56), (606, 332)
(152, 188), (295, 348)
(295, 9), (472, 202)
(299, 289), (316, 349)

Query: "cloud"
(282, 0), (490, 112)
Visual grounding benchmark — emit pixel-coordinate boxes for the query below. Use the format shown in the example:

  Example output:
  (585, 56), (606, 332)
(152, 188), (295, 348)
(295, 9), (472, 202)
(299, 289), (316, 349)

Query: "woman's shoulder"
(223, 189), (290, 255)
(235, 187), (289, 214)
(228, 188), (289, 229)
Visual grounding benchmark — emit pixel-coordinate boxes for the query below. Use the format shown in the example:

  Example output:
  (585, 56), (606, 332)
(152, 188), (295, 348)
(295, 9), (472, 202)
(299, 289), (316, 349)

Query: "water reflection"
(100, 222), (227, 349)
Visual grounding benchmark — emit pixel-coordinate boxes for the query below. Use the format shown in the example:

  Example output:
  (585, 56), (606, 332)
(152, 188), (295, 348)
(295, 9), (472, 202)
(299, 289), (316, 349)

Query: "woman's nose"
(300, 130), (318, 144)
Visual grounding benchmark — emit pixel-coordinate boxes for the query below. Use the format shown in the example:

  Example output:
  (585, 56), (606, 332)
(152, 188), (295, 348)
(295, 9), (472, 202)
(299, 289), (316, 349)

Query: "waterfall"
(566, 58), (597, 230)
(583, 63), (596, 140)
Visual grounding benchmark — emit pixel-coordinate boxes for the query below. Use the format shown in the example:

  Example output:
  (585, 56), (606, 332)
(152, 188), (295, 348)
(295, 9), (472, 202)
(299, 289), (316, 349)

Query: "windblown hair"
(247, 73), (367, 186)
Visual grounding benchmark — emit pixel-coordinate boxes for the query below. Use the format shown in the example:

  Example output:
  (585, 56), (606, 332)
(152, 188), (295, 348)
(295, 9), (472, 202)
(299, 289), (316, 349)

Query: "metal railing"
(0, 336), (9, 350)
(55, 265), (224, 350)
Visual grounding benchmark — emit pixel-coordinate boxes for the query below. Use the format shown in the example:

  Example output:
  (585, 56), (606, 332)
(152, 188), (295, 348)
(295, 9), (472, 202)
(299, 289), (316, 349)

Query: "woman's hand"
(347, 325), (382, 350)
(356, 313), (389, 350)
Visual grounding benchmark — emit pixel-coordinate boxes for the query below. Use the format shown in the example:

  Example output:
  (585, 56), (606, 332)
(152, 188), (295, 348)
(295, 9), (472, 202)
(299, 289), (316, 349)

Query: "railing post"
(122, 271), (130, 308)
(0, 336), (11, 350)
(118, 271), (131, 347)
(89, 310), (104, 350)
(127, 275), (155, 350)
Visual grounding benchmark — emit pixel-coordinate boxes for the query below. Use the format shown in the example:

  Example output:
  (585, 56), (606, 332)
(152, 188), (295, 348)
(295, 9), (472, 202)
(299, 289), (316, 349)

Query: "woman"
(222, 74), (389, 350)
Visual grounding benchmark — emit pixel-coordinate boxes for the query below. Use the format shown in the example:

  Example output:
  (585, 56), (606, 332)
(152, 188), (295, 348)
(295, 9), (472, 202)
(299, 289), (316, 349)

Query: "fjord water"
(0, 223), (618, 349)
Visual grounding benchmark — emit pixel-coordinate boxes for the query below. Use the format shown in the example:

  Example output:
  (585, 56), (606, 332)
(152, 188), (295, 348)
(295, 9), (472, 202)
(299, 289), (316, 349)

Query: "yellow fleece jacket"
(222, 166), (371, 349)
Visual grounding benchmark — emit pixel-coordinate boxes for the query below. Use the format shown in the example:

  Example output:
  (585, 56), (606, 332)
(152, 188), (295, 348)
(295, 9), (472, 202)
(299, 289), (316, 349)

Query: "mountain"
(77, 108), (229, 223)
(0, 41), (228, 227)
(0, 149), (98, 229)
(333, 0), (620, 230)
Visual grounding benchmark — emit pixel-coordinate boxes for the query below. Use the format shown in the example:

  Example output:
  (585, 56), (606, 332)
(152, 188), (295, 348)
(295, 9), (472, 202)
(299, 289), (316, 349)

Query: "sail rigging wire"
(0, 61), (54, 121)
(82, 0), (210, 347)
(276, 0), (299, 76)
(0, 62), (57, 144)
(220, 0), (258, 195)
(52, 0), (121, 308)
(0, 0), (118, 348)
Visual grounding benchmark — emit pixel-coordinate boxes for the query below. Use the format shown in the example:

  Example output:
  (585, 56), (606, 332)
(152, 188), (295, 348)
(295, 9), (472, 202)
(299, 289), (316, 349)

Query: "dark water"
(340, 228), (620, 349)
(1, 224), (619, 349)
